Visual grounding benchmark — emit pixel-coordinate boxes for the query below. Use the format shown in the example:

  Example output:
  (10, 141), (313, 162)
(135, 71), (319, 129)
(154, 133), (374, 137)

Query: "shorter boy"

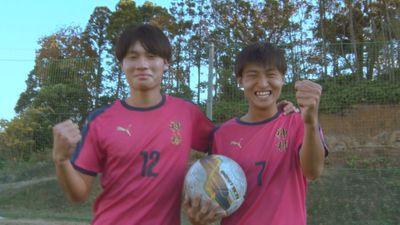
(186, 42), (328, 225)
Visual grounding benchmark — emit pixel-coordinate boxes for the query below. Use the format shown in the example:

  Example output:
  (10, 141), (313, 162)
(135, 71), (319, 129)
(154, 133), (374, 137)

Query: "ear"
(237, 77), (243, 89)
(163, 60), (169, 71)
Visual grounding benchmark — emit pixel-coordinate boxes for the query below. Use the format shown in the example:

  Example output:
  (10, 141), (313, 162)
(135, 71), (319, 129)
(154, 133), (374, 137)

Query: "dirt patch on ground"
(320, 104), (400, 146)
(0, 177), (55, 193)
(320, 104), (400, 167)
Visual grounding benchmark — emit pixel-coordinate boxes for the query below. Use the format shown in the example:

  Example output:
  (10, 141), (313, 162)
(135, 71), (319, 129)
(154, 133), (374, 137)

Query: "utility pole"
(206, 42), (214, 120)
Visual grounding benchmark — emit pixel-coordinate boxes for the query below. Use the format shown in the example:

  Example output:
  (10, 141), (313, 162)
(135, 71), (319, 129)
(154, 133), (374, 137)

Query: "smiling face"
(234, 42), (287, 121)
(238, 63), (284, 118)
(122, 41), (168, 92)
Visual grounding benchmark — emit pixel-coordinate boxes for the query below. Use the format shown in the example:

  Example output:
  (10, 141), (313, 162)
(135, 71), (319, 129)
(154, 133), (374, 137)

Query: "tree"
(14, 71), (39, 114)
(12, 26), (96, 156)
(83, 6), (112, 108)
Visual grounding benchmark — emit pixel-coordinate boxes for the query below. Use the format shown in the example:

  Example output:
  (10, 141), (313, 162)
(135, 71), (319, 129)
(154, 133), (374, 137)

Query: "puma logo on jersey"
(116, 125), (132, 136)
(230, 138), (243, 149)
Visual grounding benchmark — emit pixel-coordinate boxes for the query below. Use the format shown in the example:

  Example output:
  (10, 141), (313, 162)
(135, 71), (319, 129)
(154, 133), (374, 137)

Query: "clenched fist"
(52, 120), (82, 164)
(295, 80), (322, 125)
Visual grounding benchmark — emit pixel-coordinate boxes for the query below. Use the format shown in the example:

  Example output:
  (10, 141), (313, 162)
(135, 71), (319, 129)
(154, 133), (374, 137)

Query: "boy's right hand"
(183, 194), (227, 225)
(52, 120), (81, 164)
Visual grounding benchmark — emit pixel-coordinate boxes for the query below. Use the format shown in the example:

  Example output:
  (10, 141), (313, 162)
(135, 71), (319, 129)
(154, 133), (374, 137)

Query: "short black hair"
(235, 42), (287, 78)
(115, 24), (172, 63)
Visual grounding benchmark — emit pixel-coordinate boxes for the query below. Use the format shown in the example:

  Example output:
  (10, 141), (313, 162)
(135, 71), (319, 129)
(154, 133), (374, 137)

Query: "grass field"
(0, 160), (399, 225)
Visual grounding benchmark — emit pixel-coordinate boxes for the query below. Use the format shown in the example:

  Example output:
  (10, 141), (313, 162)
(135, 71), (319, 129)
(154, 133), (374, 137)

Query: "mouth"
(135, 74), (152, 78)
(255, 90), (272, 97)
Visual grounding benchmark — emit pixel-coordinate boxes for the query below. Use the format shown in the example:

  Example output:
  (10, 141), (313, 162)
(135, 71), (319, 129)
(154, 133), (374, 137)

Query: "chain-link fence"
(0, 40), (399, 224)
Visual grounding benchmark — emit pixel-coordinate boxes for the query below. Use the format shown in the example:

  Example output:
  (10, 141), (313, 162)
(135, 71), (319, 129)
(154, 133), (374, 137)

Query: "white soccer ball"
(184, 154), (247, 215)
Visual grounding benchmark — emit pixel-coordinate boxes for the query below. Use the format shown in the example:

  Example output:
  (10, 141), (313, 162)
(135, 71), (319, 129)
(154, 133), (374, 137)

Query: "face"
(238, 63), (284, 114)
(121, 41), (168, 92)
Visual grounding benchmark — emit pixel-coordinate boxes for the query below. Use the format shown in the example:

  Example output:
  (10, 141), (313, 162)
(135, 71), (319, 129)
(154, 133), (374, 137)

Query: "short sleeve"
(190, 105), (214, 152)
(71, 118), (105, 176)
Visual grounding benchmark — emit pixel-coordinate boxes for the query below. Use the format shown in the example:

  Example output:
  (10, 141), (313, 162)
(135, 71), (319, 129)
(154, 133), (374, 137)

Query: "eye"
(245, 73), (257, 78)
(127, 54), (137, 59)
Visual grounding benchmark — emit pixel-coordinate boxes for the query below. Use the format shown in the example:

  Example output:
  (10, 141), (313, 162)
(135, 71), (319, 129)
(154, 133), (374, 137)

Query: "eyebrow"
(264, 67), (278, 72)
(244, 69), (259, 73)
(126, 49), (139, 54)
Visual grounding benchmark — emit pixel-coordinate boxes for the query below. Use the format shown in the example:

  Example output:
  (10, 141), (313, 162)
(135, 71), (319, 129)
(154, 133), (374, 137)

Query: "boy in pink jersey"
(185, 43), (328, 225)
(52, 24), (225, 225)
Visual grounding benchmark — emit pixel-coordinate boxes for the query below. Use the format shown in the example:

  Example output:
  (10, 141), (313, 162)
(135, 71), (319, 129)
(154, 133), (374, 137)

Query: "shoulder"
(276, 112), (304, 133)
(278, 111), (302, 122)
(87, 100), (118, 123)
(166, 95), (196, 106)
(214, 118), (238, 133)
(166, 95), (203, 112)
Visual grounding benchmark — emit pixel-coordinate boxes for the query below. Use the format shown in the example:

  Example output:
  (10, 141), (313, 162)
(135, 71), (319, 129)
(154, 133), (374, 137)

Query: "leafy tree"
(14, 71), (40, 114)
(183, 0), (213, 103)
(0, 108), (53, 161)
(314, 0), (399, 80)
(12, 26), (96, 155)
(83, 6), (112, 108)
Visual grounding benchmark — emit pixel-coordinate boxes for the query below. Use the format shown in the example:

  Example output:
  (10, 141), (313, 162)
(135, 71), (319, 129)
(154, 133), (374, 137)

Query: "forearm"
(54, 159), (92, 203)
(300, 123), (325, 180)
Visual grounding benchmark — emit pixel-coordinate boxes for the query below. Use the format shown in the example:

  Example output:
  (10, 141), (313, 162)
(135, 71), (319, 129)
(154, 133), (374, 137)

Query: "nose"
(135, 57), (149, 70)
(258, 76), (269, 87)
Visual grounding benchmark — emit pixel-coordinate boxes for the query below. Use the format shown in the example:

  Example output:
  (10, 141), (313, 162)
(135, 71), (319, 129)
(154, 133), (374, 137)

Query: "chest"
(215, 120), (303, 179)
(94, 112), (193, 172)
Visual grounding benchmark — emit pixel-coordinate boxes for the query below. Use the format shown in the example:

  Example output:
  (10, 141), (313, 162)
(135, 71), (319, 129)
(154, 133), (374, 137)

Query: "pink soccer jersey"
(71, 95), (213, 225)
(212, 112), (328, 225)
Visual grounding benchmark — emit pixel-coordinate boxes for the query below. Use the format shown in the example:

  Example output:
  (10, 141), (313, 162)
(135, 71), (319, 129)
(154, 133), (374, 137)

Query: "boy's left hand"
(295, 80), (322, 125)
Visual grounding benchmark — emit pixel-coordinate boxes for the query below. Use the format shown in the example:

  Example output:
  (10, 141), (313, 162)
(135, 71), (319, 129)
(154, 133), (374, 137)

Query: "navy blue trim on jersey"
(296, 126), (329, 157)
(319, 126), (329, 157)
(207, 125), (222, 155)
(235, 111), (281, 125)
(70, 103), (114, 176)
(72, 163), (97, 176)
(121, 94), (166, 111)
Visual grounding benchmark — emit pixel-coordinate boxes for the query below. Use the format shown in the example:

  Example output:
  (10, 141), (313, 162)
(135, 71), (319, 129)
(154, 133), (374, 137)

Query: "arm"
(295, 80), (325, 180)
(52, 120), (94, 203)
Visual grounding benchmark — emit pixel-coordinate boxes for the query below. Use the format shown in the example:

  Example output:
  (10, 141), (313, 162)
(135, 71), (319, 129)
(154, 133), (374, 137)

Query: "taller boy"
(52, 24), (214, 225)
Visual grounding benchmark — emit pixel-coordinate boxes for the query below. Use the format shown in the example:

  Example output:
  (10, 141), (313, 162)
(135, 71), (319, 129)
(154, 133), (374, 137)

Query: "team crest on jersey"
(170, 121), (182, 145)
(276, 140), (288, 152)
(276, 128), (288, 138)
(275, 127), (288, 152)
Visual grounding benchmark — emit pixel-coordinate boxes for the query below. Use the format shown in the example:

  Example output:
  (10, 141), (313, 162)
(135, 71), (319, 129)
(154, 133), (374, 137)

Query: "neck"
(241, 107), (278, 123)
(126, 90), (163, 108)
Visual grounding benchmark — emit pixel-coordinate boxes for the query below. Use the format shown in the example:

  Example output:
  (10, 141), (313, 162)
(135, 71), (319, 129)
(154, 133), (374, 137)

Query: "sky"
(0, 0), (172, 121)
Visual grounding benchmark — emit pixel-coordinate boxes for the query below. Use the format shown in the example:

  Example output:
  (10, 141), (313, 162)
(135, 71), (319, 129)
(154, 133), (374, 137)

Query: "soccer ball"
(184, 154), (247, 215)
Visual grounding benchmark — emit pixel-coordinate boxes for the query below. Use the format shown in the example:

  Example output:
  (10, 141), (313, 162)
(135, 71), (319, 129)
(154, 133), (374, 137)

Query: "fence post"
(206, 42), (214, 120)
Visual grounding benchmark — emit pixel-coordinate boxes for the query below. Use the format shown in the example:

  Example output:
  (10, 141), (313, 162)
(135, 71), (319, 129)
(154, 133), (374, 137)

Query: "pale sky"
(0, 0), (172, 121)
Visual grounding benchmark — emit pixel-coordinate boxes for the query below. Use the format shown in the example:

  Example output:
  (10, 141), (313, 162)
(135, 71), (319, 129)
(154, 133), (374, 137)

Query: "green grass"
(307, 168), (400, 225)
(0, 161), (399, 225)
(0, 160), (193, 224)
